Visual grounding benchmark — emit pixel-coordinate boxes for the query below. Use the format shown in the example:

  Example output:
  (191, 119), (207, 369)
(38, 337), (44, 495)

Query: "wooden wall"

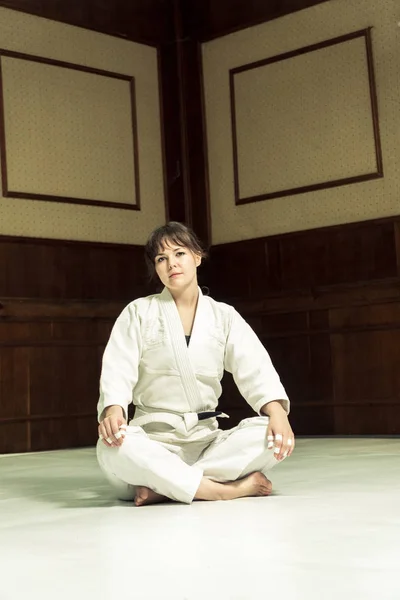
(204, 217), (400, 435)
(3, 218), (399, 454)
(1, 0), (398, 452)
(184, 0), (330, 41)
(0, 236), (151, 453)
(0, 0), (172, 45)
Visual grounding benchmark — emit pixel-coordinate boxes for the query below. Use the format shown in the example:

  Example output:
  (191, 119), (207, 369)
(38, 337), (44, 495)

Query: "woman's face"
(154, 240), (201, 290)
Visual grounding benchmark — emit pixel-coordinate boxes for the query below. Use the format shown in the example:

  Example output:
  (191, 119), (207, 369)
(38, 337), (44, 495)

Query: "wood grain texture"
(0, 236), (149, 453)
(157, 0), (211, 246)
(207, 217), (400, 435)
(0, 305), (115, 453)
(0, 235), (151, 300)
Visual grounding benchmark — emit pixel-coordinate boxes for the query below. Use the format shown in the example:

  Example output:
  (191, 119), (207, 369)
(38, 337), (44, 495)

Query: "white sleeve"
(97, 304), (142, 422)
(224, 308), (289, 415)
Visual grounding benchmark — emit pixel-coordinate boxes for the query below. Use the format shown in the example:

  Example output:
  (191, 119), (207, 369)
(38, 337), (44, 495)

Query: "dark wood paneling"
(207, 217), (400, 435)
(0, 235), (150, 300)
(31, 415), (97, 452)
(290, 406), (335, 436)
(309, 334), (333, 403)
(29, 346), (99, 416)
(0, 423), (28, 454)
(208, 219), (398, 299)
(334, 405), (399, 436)
(279, 221), (396, 290)
(0, 298), (123, 453)
(177, 36), (211, 246)
(0, 236), (148, 453)
(157, 41), (187, 226)
(0, 0), (329, 46)
(186, 0), (330, 41)
(158, 0), (211, 246)
(331, 330), (400, 405)
(0, 347), (29, 419)
(0, 0), (172, 46)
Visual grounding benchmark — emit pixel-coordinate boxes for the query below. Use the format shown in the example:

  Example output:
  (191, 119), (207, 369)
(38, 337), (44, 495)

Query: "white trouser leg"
(195, 416), (280, 482)
(96, 425), (203, 504)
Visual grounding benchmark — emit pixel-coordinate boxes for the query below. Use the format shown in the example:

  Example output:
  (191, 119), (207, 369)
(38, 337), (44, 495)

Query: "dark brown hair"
(144, 221), (208, 280)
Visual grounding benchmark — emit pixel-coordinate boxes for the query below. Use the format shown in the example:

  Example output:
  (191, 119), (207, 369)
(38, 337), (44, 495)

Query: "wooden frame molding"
(229, 28), (384, 206)
(0, 49), (140, 211)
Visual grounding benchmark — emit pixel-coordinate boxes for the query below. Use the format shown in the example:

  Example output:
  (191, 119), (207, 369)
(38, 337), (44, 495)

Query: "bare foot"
(225, 472), (272, 500)
(134, 486), (168, 507)
(195, 472), (272, 501)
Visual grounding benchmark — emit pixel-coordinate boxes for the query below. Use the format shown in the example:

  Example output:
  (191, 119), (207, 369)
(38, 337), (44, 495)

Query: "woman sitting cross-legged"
(97, 221), (294, 506)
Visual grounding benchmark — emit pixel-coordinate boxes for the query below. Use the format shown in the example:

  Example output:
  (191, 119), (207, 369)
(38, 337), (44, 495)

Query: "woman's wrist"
(261, 400), (286, 417)
(105, 405), (124, 418)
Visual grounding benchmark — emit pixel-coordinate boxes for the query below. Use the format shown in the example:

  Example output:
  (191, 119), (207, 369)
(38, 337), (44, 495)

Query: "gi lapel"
(159, 287), (204, 413)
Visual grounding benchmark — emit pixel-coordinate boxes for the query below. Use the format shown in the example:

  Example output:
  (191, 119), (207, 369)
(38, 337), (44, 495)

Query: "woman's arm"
(97, 304), (142, 424)
(224, 309), (294, 459)
(224, 309), (289, 415)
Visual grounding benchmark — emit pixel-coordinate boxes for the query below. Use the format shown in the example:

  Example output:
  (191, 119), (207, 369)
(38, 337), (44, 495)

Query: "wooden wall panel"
(185, 0), (330, 41)
(0, 423), (28, 454)
(278, 221), (397, 289)
(3, 223), (400, 451)
(0, 347), (29, 419)
(290, 406), (336, 436)
(0, 0), (172, 46)
(208, 217), (400, 436)
(31, 416), (97, 452)
(334, 406), (399, 436)
(0, 236), (150, 300)
(309, 334), (333, 403)
(262, 336), (311, 404)
(158, 0), (211, 245)
(0, 308), (118, 454)
(331, 330), (400, 405)
(0, 235), (145, 454)
(206, 219), (398, 300)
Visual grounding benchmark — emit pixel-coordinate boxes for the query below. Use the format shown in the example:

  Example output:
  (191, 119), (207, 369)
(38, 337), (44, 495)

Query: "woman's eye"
(177, 252), (185, 257)
(156, 257), (165, 263)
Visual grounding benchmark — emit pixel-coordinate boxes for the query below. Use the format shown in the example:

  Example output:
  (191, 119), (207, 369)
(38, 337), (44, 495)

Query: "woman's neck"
(169, 281), (199, 309)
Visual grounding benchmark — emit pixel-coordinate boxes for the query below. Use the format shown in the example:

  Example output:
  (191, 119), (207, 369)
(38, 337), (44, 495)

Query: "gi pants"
(96, 416), (281, 504)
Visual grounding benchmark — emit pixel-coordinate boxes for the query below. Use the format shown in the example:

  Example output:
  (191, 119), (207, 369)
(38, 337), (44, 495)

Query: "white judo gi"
(97, 287), (289, 503)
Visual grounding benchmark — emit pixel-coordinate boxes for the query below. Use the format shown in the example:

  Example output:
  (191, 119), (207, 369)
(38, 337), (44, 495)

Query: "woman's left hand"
(262, 401), (295, 461)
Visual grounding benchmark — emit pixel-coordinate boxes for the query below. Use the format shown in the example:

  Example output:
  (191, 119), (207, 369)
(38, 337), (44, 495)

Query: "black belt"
(197, 411), (223, 421)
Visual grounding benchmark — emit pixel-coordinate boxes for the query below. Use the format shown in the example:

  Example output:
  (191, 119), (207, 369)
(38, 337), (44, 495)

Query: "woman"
(97, 222), (294, 506)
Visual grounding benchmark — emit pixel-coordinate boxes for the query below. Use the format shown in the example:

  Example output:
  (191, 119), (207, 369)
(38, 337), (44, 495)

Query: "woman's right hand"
(98, 405), (127, 447)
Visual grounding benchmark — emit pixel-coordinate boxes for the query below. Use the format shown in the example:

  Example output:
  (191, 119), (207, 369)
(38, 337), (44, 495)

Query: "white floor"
(1, 438), (399, 600)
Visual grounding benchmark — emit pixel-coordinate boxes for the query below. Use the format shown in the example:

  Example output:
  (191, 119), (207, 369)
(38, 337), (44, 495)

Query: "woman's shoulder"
(117, 293), (160, 319)
(204, 294), (236, 319)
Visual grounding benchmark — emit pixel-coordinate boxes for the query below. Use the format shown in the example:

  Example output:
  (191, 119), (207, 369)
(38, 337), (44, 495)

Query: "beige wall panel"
(202, 0), (399, 244)
(2, 57), (137, 205)
(233, 36), (377, 198)
(0, 7), (164, 244)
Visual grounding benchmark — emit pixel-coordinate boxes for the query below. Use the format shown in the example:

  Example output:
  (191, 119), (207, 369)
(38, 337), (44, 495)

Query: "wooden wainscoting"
(206, 218), (400, 435)
(0, 235), (150, 453)
(0, 299), (124, 453)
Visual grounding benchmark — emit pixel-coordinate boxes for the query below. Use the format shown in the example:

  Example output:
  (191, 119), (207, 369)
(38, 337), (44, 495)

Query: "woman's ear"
(195, 253), (202, 267)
